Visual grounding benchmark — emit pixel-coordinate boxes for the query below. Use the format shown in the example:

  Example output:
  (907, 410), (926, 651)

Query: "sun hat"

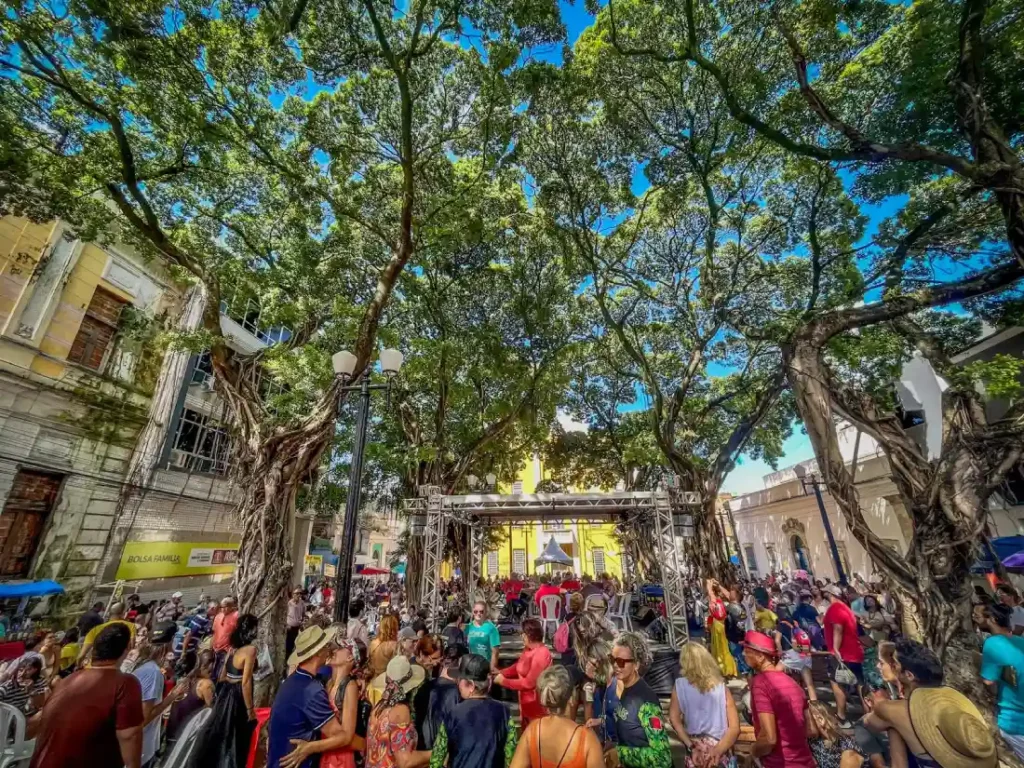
(908, 687), (996, 768)
(287, 625), (339, 668)
(372, 655), (426, 695)
(449, 654), (491, 684)
(824, 584), (844, 597)
(740, 630), (778, 657)
(171, 591), (183, 599)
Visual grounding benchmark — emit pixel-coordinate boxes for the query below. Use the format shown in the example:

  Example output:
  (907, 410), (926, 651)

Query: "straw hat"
(287, 625), (338, 668)
(371, 655), (425, 695)
(908, 687), (996, 768)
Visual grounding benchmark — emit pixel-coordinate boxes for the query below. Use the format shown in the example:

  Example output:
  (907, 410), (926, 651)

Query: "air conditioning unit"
(200, 376), (216, 393)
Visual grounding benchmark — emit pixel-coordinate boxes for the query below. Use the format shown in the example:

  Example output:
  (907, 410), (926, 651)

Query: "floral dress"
(367, 708), (417, 768)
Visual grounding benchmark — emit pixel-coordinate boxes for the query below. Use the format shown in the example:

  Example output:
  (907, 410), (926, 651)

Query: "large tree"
(592, 0), (1024, 663)
(0, 0), (563, 678)
(521, 70), (793, 580)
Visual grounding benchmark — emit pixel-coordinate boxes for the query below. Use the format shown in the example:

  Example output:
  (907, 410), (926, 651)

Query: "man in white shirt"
(997, 584), (1024, 635)
(347, 599), (370, 647)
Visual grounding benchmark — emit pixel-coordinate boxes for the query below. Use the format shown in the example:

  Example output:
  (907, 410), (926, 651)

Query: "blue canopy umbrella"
(0, 580), (64, 599)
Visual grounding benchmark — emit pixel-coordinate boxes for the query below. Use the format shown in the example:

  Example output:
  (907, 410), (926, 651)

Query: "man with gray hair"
(431, 654), (517, 768)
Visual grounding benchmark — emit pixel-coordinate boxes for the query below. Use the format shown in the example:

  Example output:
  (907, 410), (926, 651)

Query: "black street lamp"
(794, 464), (847, 585)
(331, 348), (404, 622)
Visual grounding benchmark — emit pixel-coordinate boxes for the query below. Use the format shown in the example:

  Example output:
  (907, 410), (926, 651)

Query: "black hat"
(151, 620), (177, 644)
(449, 653), (491, 683)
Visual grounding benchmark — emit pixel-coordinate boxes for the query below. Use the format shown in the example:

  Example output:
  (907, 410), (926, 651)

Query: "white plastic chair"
(539, 595), (562, 640)
(607, 593), (633, 631)
(159, 707), (213, 768)
(0, 702), (34, 768)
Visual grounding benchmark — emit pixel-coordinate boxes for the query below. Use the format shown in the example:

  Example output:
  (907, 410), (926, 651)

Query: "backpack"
(554, 619), (572, 653)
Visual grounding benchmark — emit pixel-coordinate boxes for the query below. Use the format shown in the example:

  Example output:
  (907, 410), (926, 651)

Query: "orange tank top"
(528, 719), (588, 768)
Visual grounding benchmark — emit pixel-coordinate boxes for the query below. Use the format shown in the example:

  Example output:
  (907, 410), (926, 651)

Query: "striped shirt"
(0, 678), (46, 714)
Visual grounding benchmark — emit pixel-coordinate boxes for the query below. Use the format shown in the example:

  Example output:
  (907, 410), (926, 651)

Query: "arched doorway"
(790, 534), (811, 573)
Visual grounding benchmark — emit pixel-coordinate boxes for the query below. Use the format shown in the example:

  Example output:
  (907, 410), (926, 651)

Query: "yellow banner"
(305, 555), (323, 574)
(116, 540), (239, 580)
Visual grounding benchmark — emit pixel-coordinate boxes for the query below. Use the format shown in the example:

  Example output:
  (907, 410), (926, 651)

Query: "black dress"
(188, 651), (255, 768)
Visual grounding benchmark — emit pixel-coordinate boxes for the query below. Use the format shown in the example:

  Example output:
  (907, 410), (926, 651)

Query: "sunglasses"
(612, 657), (635, 669)
(473, 609), (486, 615)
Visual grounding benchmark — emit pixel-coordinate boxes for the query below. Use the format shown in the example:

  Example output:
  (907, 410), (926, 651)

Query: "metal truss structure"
(404, 488), (701, 647)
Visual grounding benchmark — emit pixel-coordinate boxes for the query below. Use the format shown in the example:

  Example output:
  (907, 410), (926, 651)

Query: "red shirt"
(502, 579), (525, 602)
(534, 584), (562, 608)
(30, 666), (144, 768)
(499, 643), (553, 722)
(824, 600), (864, 663)
(749, 671), (814, 768)
(560, 579), (581, 592)
(212, 610), (239, 652)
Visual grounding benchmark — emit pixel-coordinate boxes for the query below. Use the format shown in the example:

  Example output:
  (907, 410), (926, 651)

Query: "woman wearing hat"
(367, 656), (431, 768)
(864, 639), (996, 768)
(280, 635), (367, 768)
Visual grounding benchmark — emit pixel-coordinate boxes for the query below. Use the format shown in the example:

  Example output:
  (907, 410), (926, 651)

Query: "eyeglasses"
(472, 609), (485, 615)
(612, 657), (635, 669)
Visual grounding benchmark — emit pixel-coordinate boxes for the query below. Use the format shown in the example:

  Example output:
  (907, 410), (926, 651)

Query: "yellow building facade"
(484, 455), (624, 579)
(0, 216), (250, 610)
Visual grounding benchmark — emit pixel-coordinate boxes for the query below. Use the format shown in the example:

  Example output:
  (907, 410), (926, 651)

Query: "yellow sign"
(324, 564), (337, 577)
(116, 540), (239, 580)
(305, 555), (323, 574)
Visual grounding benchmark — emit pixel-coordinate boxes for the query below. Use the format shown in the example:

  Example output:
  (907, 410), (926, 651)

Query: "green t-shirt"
(465, 621), (500, 659)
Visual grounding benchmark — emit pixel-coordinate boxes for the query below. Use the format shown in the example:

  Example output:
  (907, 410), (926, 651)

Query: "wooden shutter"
(67, 287), (126, 371)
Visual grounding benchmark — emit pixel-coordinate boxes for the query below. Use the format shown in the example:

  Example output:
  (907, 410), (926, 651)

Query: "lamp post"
(331, 348), (404, 622)
(794, 465), (847, 585)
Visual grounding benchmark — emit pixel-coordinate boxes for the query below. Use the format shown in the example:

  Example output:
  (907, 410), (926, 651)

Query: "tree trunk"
(232, 429), (328, 702)
(683, 492), (732, 584)
(406, 534), (424, 608)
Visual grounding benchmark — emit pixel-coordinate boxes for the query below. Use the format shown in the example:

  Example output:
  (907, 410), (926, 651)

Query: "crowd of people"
(0, 566), (1020, 768)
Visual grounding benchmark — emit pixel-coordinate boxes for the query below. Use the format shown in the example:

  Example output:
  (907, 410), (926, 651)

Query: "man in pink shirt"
(742, 631), (814, 767)
(823, 585), (865, 727)
(212, 596), (238, 651)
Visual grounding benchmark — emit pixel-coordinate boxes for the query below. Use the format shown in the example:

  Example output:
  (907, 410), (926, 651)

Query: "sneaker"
(838, 719), (853, 729)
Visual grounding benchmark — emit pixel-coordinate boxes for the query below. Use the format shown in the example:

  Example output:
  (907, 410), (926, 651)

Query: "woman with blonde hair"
(807, 701), (864, 768)
(510, 666), (605, 768)
(668, 642), (739, 768)
(368, 613), (399, 677)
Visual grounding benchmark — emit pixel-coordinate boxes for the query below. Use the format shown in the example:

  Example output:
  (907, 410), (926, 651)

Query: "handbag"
(833, 659), (857, 686)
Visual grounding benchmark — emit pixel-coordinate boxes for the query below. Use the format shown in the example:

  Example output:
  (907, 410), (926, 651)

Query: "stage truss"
(404, 488), (701, 647)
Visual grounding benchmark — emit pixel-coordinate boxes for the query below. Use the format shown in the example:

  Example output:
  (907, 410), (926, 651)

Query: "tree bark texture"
(783, 339), (1023, 659)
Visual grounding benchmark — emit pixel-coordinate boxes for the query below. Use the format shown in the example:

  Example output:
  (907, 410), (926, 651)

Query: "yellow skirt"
(709, 619), (738, 677)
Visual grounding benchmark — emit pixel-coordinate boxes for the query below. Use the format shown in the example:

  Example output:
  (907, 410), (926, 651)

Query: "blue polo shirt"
(267, 668), (336, 768)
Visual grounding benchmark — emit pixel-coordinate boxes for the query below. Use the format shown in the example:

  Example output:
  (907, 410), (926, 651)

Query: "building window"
(0, 470), (63, 577)
(765, 544), (779, 572)
(592, 548), (606, 575)
(169, 408), (229, 475)
(67, 287), (127, 371)
(487, 551), (498, 576)
(743, 545), (758, 574)
(544, 520), (568, 531)
(513, 549), (526, 574)
(512, 481), (524, 494)
(191, 352), (214, 387)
